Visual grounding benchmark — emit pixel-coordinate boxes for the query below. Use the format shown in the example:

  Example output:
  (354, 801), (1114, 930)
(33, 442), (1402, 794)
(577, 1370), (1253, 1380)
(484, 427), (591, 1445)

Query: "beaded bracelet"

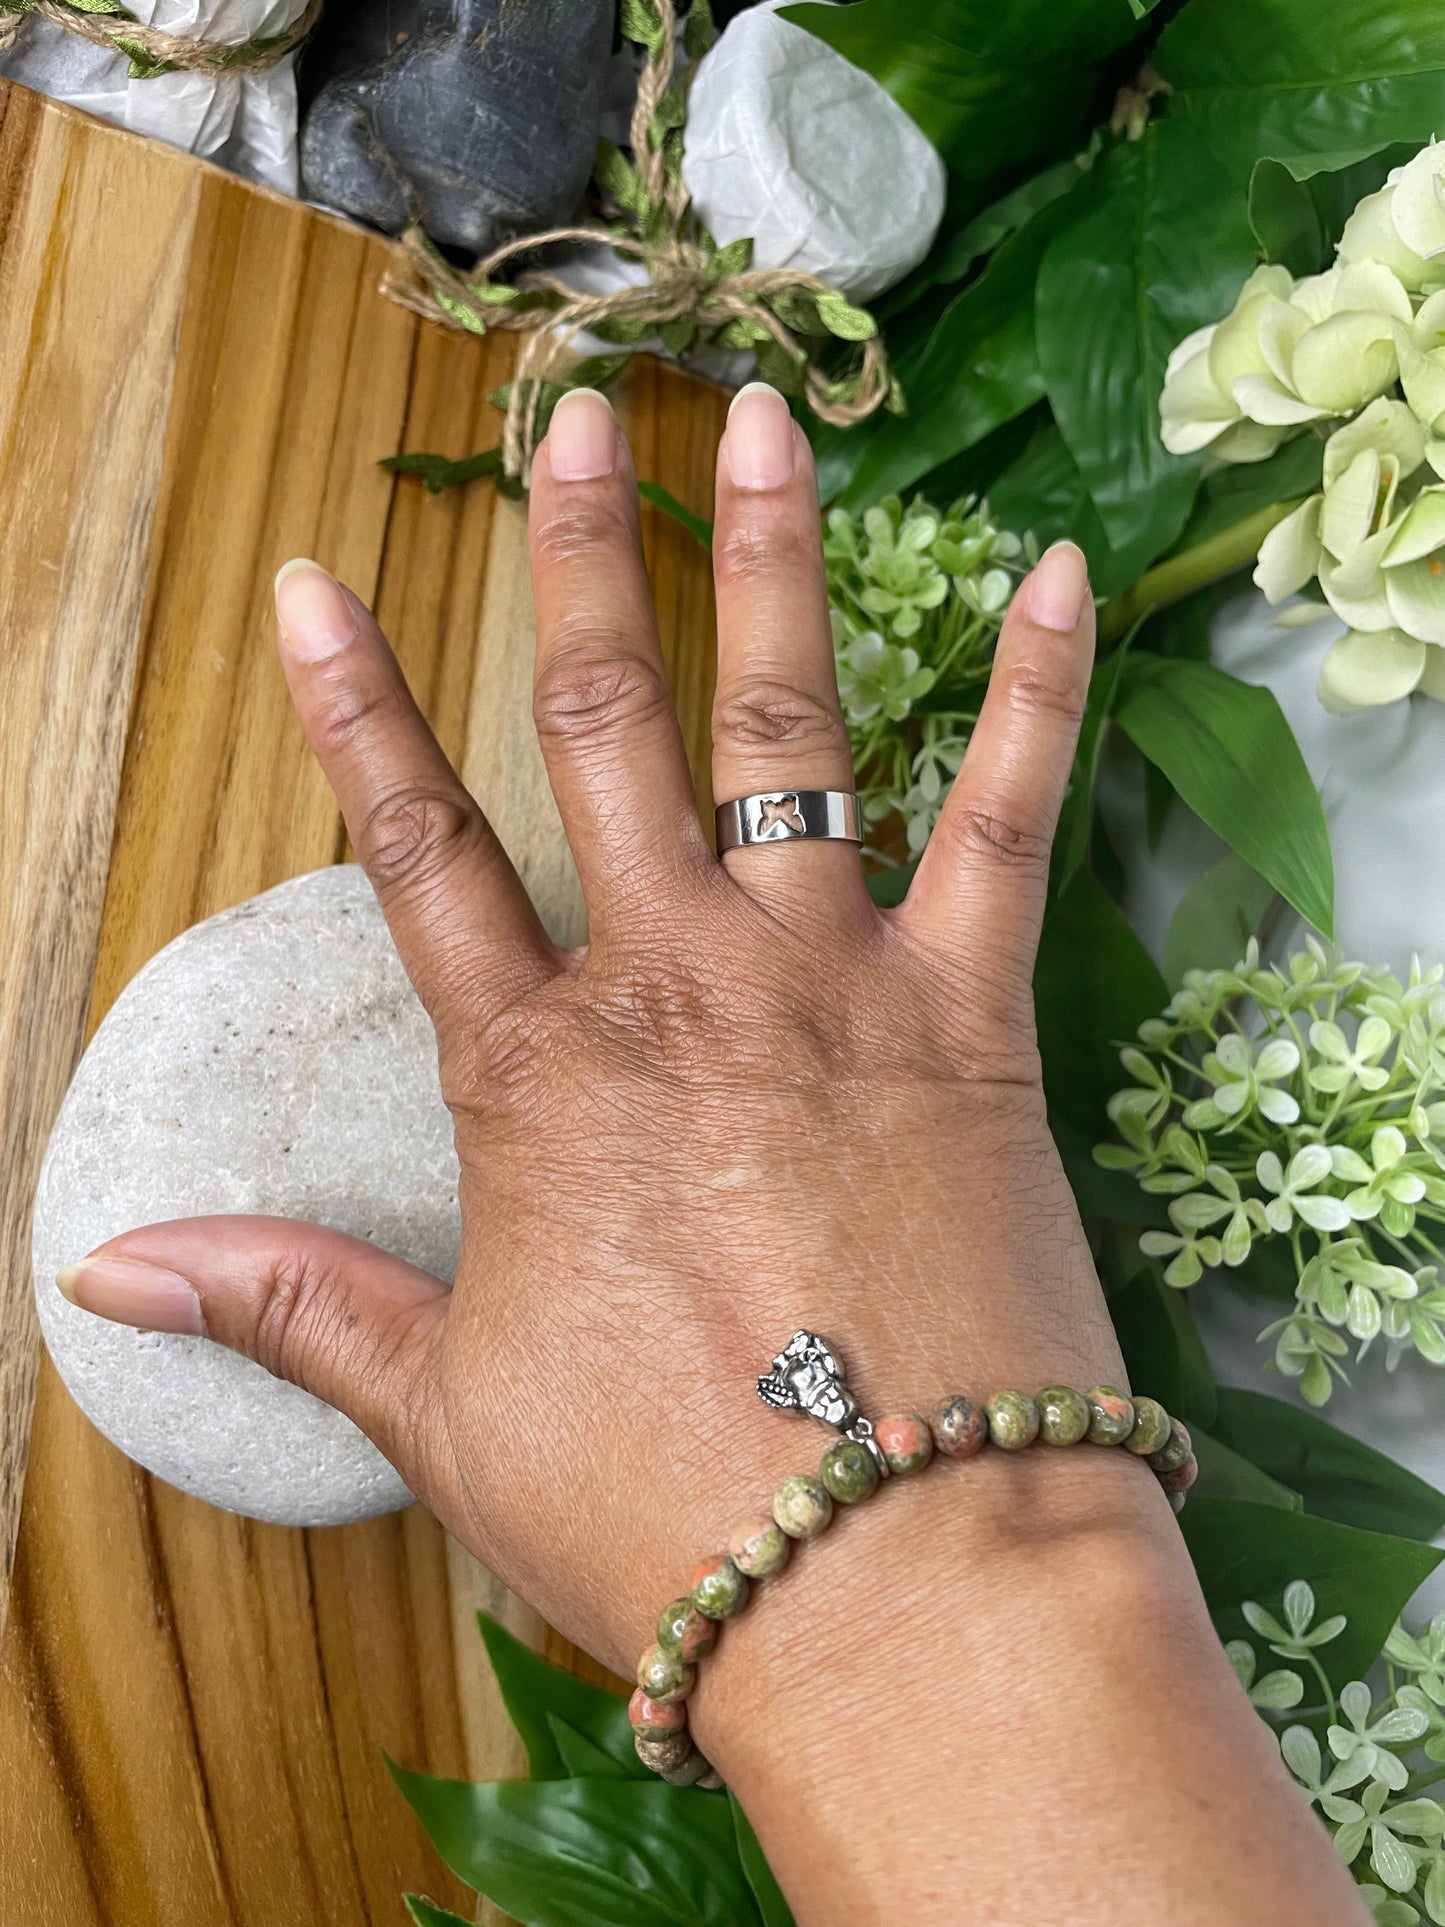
(629, 1330), (1197, 1787)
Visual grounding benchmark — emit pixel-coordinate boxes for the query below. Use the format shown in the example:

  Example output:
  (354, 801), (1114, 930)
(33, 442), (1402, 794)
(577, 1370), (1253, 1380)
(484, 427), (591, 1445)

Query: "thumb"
(57, 1215), (451, 1492)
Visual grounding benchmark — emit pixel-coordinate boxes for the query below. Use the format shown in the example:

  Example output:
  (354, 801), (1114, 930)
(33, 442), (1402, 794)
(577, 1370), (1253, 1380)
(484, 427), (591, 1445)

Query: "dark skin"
(59, 384), (1366, 1924)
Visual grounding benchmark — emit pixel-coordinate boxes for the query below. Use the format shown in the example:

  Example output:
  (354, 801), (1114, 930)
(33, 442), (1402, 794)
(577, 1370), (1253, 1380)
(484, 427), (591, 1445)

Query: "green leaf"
(1035, 867), (1167, 1143)
(1035, 136), (1203, 561)
(866, 857), (919, 909)
(1172, 434), (1324, 554)
(638, 481), (714, 550)
(683, 0), (718, 61)
(709, 236), (754, 281)
(595, 138), (651, 219)
(548, 1716), (636, 1782)
(987, 420), (1164, 598)
(1208, 1388), (1445, 1542)
(390, 1767), (763, 1927)
(1249, 146), (1416, 277)
(404, 1899), (476, 1927)
(433, 288), (490, 337)
(729, 1799), (794, 1927)
(1181, 1502), (1443, 1688)
(619, 0), (666, 53)
(1112, 655), (1334, 937)
(1162, 852), (1278, 992)
(1192, 1431), (1303, 1512)
(381, 447), (509, 496)
(814, 291), (878, 342)
(777, 0), (1144, 180)
(476, 1615), (640, 1782)
(1108, 1258), (1219, 1428)
(1053, 634), (1139, 898)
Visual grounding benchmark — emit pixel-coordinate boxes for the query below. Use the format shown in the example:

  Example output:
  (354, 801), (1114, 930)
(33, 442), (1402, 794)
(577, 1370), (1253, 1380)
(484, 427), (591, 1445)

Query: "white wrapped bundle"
(0, 0), (310, 193)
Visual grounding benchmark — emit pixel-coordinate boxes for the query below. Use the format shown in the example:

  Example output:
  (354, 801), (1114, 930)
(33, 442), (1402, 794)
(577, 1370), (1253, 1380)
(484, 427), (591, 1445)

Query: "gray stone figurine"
(298, 0), (614, 254)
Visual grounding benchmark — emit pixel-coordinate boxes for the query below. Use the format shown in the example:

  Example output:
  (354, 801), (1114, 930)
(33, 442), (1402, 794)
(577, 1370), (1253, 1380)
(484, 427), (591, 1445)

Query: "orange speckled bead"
(728, 1516), (791, 1578)
(1085, 1385), (1136, 1446)
(874, 1412), (935, 1477)
(1157, 1452), (1198, 1499)
(930, 1395), (988, 1459)
(1124, 1395), (1171, 1456)
(657, 1596), (718, 1663)
(1148, 1419), (1193, 1476)
(629, 1687), (687, 1738)
(636, 1643), (695, 1703)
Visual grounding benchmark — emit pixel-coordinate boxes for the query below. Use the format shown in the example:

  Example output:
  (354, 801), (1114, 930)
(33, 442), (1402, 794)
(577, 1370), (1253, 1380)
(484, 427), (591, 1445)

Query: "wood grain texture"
(0, 80), (724, 1927)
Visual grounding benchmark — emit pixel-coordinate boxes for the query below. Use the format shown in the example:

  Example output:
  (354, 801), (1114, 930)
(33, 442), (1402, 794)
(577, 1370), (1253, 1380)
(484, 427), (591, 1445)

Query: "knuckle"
(947, 797), (1052, 872)
(533, 647), (673, 747)
(713, 676), (847, 754)
(713, 515), (809, 587)
(311, 674), (409, 761)
(531, 494), (635, 570)
(357, 783), (481, 896)
(998, 655), (1087, 728)
(251, 1250), (349, 1386)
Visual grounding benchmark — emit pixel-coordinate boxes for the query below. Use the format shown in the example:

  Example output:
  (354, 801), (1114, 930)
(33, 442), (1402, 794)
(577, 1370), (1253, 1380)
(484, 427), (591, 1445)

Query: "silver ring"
(715, 789), (862, 853)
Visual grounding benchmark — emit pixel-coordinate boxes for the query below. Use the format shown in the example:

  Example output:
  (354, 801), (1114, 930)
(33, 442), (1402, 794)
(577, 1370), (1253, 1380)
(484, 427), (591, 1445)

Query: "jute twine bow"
(0, 0), (323, 78)
(381, 0), (895, 485)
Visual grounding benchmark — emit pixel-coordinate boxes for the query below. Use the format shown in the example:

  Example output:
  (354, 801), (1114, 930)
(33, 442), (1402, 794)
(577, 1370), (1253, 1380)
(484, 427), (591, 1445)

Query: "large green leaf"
(1112, 655), (1334, 936)
(730, 1799), (795, 1927)
(477, 1615), (640, 1781)
(1192, 1432), (1302, 1511)
(405, 1901), (477, 1927)
(987, 420), (1166, 597)
(1209, 1388), (1445, 1542)
(778, 0), (1141, 179)
(1162, 852), (1278, 991)
(1108, 1258), (1219, 1428)
(1248, 145), (1416, 277)
(1169, 433), (1323, 553)
(1181, 1502), (1442, 1688)
(391, 1768), (762, 1927)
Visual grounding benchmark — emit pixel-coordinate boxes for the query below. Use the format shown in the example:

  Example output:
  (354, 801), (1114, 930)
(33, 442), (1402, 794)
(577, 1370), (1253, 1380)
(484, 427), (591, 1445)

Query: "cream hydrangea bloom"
(1159, 265), (1293, 459)
(1389, 142), (1445, 264)
(1233, 262), (1412, 426)
(1338, 185), (1432, 293)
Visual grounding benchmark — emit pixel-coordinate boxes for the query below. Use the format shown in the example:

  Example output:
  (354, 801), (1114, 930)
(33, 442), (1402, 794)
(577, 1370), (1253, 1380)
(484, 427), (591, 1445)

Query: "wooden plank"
(0, 79), (723, 1927)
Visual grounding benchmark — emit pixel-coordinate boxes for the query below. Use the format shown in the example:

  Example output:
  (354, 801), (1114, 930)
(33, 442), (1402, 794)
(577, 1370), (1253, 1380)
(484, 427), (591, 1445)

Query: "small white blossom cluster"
(1158, 142), (1445, 714)
(1096, 940), (1445, 1404)
(824, 493), (1030, 852)
(1234, 1581), (1445, 1923)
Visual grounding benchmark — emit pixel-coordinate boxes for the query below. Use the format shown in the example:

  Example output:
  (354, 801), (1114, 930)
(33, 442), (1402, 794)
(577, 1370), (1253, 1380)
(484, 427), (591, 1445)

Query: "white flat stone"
(32, 865), (460, 1527)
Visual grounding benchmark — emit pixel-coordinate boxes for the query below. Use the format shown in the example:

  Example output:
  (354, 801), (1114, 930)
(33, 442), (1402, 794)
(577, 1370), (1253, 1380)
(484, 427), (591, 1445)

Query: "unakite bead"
(1124, 1394), (1171, 1456)
(875, 1412), (934, 1477)
(1036, 1386), (1090, 1446)
(728, 1516), (791, 1579)
(661, 1748), (711, 1787)
(986, 1389), (1040, 1451)
(689, 1554), (750, 1620)
(635, 1643), (695, 1703)
(1086, 1385), (1136, 1446)
(819, 1438), (880, 1504)
(696, 1765), (725, 1791)
(1148, 1418), (1193, 1476)
(635, 1727), (694, 1773)
(657, 1596), (718, 1663)
(931, 1394), (988, 1459)
(629, 1686), (687, 1738)
(1157, 1453), (1199, 1498)
(773, 1472), (834, 1539)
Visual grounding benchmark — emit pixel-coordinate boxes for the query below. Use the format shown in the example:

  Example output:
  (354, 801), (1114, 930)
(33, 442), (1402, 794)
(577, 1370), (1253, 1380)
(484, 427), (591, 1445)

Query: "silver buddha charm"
(756, 1331), (889, 1477)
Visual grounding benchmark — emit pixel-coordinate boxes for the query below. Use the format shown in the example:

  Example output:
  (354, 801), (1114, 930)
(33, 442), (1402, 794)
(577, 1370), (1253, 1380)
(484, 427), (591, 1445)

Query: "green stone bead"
(656, 1597), (718, 1663)
(819, 1438), (880, 1504)
(696, 1765), (725, 1791)
(986, 1389), (1040, 1451)
(931, 1394), (989, 1459)
(1036, 1386), (1090, 1446)
(661, 1748), (710, 1786)
(1147, 1418), (1193, 1475)
(1124, 1395), (1172, 1456)
(1085, 1385), (1136, 1446)
(773, 1472), (834, 1539)
(874, 1412), (935, 1477)
(728, 1515), (791, 1578)
(635, 1727), (694, 1773)
(635, 1643), (695, 1703)
(690, 1554), (749, 1620)
(629, 1686), (687, 1738)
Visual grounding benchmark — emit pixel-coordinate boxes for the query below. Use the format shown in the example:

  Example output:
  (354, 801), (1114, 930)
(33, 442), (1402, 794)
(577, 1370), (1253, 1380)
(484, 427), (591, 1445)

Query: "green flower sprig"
(1233, 1582), (1445, 1923)
(1096, 939), (1445, 1404)
(825, 493), (1032, 853)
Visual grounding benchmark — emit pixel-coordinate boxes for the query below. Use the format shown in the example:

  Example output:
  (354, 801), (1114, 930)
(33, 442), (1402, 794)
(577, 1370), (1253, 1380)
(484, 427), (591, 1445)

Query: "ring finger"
(710, 384), (868, 918)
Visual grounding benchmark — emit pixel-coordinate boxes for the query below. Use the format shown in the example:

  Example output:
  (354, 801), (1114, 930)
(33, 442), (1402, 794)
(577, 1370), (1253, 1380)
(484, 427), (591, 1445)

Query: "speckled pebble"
(635, 1727), (694, 1773)
(1085, 1386), (1136, 1446)
(874, 1412), (934, 1477)
(986, 1389), (1040, 1451)
(635, 1644), (695, 1703)
(1157, 1453), (1199, 1499)
(1148, 1418), (1193, 1476)
(690, 1554), (750, 1620)
(629, 1687), (687, 1738)
(819, 1438), (880, 1504)
(930, 1395), (988, 1459)
(1124, 1395), (1172, 1457)
(1036, 1386), (1090, 1447)
(728, 1516), (791, 1579)
(657, 1597), (718, 1663)
(773, 1472), (834, 1540)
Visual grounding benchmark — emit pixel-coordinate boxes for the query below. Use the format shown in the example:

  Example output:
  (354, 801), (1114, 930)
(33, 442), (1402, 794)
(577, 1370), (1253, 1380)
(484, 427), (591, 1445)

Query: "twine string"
(0, 0), (323, 76)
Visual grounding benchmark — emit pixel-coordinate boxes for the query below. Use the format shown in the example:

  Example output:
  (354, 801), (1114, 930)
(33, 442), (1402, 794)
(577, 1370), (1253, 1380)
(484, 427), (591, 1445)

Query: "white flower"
(1184, 1031), (1301, 1128)
(1339, 182), (1434, 293)
(1233, 263), (1413, 427)
(1158, 265), (1295, 458)
(1308, 1013), (1394, 1093)
(1390, 141), (1445, 265)
(1330, 1125), (1429, 1223)
(1329, 1679), (1430, 1793)
(1225, 1638), (1305, 1709)
(1256, 1144), (1351, 1233)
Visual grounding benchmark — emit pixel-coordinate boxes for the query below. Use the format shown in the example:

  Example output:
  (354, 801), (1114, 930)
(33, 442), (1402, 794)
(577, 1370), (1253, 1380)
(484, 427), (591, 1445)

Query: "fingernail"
(56, 1258), (206, 1336)
(724, 382), (796, 491)
(546, 389), (617, 481)
(275, 559), (358, 663)
(1028, 541), (1091, 632)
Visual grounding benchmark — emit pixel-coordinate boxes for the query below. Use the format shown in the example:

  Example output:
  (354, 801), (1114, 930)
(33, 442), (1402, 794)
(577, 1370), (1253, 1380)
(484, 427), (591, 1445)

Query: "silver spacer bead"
(756, 1330), (890, 1478)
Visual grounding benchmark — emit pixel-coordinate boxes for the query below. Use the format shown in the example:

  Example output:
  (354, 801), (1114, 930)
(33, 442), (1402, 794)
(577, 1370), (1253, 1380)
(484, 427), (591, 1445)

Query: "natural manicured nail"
(724, 382), (796, 491)
(56, 1257), (206, 1336)
(546, 388), (618, 481)
(1028, 541), (1091, 632)
(275, 559), (358, 662)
